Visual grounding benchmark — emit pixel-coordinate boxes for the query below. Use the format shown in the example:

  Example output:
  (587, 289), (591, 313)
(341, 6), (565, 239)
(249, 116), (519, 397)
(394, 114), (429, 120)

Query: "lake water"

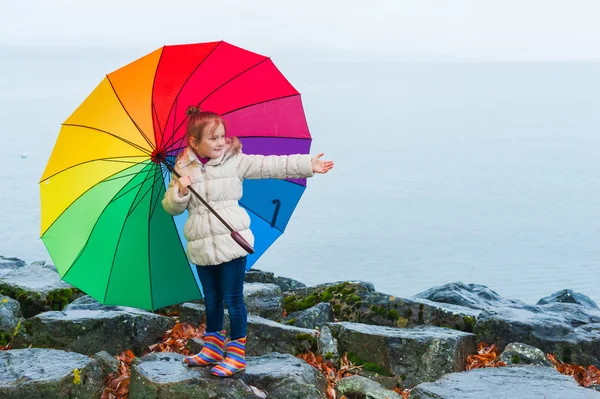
(1, 46), (599, 305)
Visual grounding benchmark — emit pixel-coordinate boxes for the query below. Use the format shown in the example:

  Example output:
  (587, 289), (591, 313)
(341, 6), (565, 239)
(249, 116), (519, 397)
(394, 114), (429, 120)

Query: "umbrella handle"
(164, 161), (255, 254)
(231, 232), (255, 254)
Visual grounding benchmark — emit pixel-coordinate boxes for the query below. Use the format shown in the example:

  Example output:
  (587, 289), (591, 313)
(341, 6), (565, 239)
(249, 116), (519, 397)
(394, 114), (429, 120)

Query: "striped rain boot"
(184, 330), (226, 366)
(211, 336), (247, 377)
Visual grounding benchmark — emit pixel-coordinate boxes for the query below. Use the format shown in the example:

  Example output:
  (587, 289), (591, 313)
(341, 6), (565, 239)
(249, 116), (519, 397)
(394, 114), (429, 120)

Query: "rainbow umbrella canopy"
(40, 41), (312, 310)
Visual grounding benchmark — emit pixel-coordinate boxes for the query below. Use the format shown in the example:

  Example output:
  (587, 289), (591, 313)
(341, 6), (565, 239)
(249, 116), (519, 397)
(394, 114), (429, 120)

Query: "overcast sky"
(2, 0), (600, 61)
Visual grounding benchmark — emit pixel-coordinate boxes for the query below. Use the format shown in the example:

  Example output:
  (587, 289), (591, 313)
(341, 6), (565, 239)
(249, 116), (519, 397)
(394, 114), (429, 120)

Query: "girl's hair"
(185, 106), (225, 143)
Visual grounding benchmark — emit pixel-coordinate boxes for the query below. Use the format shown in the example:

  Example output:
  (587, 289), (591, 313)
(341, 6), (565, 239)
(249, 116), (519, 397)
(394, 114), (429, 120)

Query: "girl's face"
(190, 120), (226, 159)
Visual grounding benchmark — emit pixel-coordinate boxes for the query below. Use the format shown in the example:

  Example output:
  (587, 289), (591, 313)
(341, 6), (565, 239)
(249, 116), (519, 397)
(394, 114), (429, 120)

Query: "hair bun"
(186, 105), (201, 116)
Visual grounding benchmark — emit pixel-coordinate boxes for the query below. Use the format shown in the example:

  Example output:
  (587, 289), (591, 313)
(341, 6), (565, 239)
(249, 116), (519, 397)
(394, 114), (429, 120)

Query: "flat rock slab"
(0, 262), (80, 317)
(329, 322), (476, 388)
(0, 348), (104, 399)
(242, 353), (328, 399)
(410, 366), (600, 399)
(129, 352), (262, 398)
(12, 307), (175, 356)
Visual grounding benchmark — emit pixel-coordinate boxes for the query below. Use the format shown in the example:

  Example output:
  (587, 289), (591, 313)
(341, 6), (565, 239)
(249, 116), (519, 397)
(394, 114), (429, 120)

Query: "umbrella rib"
(103, 165), (156, 304)
(146, 164), (166, 310)
(40, 155), (148, 183)
(163, 57), (270, 153)
(221, 93), (300, 116)
(106, 75), (156, 151)
(62, 123), (153, 156)
(107, 165), (161, 207)
(197, 57), (269, 108)
(158, 41), (223, 146)
(124, 165), (163, 219)
(149, 164), (169, 220)
(57, 162), (153, 280)
(238, 202), (285, 234)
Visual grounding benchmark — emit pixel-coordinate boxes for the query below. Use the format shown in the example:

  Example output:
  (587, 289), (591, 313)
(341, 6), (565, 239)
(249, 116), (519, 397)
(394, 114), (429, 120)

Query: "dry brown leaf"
(547, 353), (600, 387)
(466, 342), (506, 370)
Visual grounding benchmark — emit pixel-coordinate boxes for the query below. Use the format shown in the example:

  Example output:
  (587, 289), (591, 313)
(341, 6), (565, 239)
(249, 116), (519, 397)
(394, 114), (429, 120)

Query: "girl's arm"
(161, 173), (192, 215)
(236, 153), (315, 180)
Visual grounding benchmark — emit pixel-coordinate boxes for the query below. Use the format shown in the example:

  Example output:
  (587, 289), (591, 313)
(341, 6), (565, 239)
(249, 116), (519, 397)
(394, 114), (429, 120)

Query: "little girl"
(162, 106), (334, 377)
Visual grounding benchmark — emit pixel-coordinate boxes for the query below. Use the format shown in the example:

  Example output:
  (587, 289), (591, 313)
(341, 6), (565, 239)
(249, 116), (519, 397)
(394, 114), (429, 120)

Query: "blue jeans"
(195, 257), (247, 340)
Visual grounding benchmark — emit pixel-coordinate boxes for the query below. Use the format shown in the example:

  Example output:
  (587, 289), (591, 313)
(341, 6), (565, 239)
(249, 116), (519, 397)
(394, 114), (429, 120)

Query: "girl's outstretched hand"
(311, 153), (334, 174)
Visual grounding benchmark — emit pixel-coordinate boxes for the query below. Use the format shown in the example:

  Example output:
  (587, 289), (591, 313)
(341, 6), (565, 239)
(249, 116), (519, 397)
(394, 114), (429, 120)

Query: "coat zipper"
(201, 164), (219, 263)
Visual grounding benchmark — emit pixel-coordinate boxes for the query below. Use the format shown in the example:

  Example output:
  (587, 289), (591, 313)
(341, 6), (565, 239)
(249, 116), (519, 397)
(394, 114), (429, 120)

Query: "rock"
(327, 322), (476, 388)
(274, 276), (307, 291)
(247, 315), (318, 356)
(242, 353), (328, 399)
(474, 303), (600, 366)
(0, 262), (81, 317)
(538, 289), (599, 310)
(317, 325), (340, 362)
(0, 348), (104, 399)
(64, 295), (119, 311)
(12, 306), (175, 356)
(244, 282), (284, 320)
(284, 281), (478, 332)
(414, 282), (525, 310)
(499, 342), (554, 367)
(245, 269), (306, 291)
(335, 375), (402, 399)
(410, 366), (600, 399)
(0, 294), (22, 346)
(186, 337), (205, 354)
(92, 350), (120, 378)
(285, 302), (334, 329)
(245, 269), (276, 284)
(129, 352), (261, 398)
(179, 302), (211, 325)
(0, 256), (26, 279)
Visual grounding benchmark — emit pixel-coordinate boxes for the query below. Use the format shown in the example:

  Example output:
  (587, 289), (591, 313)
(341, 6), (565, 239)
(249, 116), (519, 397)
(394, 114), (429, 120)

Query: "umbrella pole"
(163, 162), (255, 254)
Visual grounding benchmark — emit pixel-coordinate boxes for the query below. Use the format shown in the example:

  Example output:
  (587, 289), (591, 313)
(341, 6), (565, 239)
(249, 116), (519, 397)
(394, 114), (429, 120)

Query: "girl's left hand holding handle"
(311, 153), (334, 174)
(177, 176), (191, 196)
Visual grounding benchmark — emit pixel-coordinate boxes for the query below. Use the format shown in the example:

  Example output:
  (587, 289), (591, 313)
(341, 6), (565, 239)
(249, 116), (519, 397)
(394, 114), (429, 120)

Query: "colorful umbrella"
(40, 41), (312, 310)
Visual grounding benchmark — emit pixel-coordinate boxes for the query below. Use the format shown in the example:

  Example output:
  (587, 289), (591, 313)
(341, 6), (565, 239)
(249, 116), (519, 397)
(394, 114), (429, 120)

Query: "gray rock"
(245, 269), (276, 284)
(335, 375), (402, 399)
(499, 342), (554, 367)
(92, 350), (120, 378)
(274, 276), (307, 291)
(474, 303), (600, 366)
(12, 307), (175, 356)
(284, 281), (479, 332)
(328, 322), (476, 388)
(179, 301), (211, 325)
(414, 281), (525, 310)
(0, 294), (22, 345)
(538, 289), (599, 310)
(317, 325), (339, 362)
(129, 352), (260, 398)
(410, 366), (600, 399)
(245, 269), (306, 291)
(0, 348), (104, 399)
(285, 302), (334, 329)
(0, 256), (25, 278)
(64, 295), (119, 311)
(244, 282), (284, 320)
(242, 353), (328, 399)
(0, 262), (81, 317)
(247, 315), (317, 356)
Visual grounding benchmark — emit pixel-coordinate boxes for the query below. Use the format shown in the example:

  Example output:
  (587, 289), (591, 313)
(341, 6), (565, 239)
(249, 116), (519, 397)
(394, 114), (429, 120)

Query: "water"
(1, 46), (599, 305)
